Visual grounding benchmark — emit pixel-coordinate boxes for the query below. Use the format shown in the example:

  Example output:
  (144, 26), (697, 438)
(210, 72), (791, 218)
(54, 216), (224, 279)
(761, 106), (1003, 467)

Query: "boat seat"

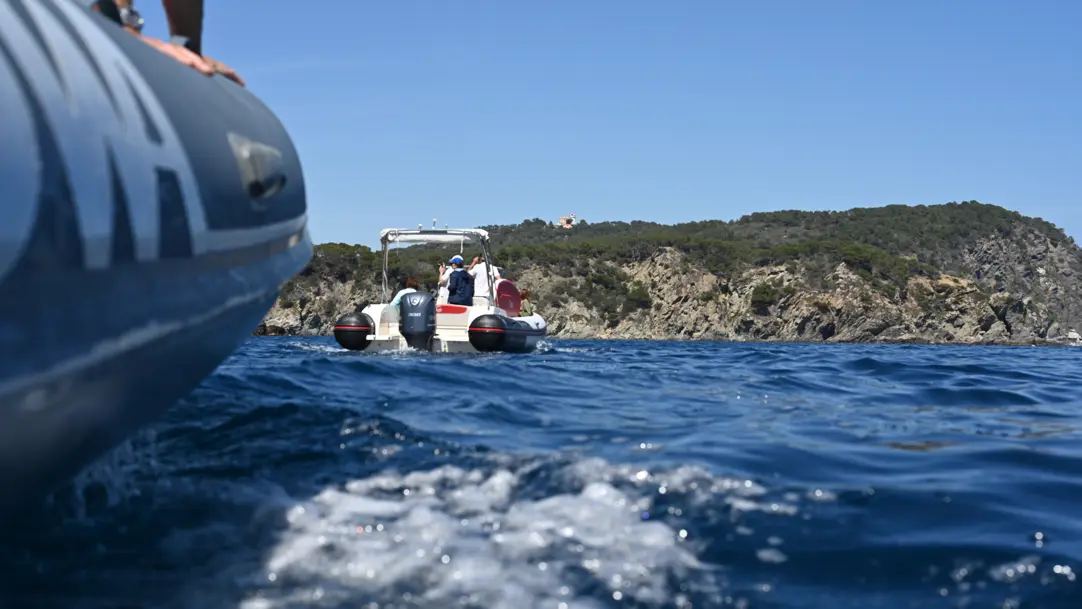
(437, 307), (470, 333)
(379, 306), (399, 335)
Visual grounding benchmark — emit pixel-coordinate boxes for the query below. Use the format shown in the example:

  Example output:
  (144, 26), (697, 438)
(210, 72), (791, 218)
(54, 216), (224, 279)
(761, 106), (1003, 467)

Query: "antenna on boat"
(432, 218), (438, 229)
(418, 223), (422, 229)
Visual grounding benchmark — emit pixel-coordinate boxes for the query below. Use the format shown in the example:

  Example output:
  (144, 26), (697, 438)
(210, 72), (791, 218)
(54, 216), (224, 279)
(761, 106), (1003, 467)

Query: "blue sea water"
(3, 338), (1082, 609)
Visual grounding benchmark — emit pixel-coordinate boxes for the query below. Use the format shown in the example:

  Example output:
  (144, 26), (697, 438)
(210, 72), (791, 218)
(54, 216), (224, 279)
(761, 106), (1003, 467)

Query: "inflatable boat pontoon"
(0, 0), (311, 515)
(333, 228), (546, 354)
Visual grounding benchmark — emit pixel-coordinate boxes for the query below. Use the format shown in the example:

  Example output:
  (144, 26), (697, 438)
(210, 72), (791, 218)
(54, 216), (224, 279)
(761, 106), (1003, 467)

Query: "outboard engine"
(398, 291), (436, 351)
(333, 311), (375, 351)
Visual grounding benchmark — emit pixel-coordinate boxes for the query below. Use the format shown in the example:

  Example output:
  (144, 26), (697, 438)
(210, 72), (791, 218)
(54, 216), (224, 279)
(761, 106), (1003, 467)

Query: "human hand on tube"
(134, 34), (245, 86)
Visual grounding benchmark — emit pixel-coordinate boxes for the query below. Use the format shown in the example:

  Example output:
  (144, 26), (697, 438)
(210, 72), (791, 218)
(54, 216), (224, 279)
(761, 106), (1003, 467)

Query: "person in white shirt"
(467, 255), (501, 303)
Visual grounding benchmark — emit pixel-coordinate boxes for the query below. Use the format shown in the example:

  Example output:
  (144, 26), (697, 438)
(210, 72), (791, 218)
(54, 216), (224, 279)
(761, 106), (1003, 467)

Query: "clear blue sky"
(135, 0), (1080, 248)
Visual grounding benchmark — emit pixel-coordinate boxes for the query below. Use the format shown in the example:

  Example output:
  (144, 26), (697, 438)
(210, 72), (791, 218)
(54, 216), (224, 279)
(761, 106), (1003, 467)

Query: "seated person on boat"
(519, 289), (535, 316)
(389, 277), (420, 311)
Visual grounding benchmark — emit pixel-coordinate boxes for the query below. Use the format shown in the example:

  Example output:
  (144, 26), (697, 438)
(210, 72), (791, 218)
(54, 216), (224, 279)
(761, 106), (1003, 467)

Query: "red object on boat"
(494, 279), (521, 316)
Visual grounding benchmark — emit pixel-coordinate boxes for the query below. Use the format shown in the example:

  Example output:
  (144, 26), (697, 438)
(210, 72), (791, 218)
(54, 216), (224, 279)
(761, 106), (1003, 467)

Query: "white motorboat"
(332, 228), (546, 354)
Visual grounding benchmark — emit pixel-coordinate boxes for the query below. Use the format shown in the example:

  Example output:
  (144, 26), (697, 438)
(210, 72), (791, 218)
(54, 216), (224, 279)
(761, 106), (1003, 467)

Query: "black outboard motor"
(398, 291), (436, 351)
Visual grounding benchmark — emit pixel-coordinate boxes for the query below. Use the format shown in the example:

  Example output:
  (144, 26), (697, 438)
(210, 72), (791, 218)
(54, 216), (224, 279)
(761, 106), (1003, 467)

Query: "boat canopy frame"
(379, 228), (499, 305)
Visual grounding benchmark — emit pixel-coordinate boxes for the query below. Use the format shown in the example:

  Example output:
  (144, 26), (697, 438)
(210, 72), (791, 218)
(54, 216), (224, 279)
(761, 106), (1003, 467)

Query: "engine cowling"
(398, 291), (436, 351)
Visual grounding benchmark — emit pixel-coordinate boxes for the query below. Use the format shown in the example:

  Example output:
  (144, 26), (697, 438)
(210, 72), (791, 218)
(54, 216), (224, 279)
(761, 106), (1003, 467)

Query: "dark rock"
(819, 322), (836, 340)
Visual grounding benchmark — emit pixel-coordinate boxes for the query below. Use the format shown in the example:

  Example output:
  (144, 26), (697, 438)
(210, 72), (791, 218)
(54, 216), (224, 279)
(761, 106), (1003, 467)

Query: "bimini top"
(379, 228), (490, 245)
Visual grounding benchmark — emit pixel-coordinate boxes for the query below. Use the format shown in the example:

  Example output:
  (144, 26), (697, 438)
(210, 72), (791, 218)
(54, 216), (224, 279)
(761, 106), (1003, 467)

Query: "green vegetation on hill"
(283, 201), (1074, 323)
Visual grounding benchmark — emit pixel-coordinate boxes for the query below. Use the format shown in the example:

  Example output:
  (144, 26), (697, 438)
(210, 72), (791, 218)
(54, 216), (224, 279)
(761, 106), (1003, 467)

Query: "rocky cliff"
(256, 203), (1082, 345)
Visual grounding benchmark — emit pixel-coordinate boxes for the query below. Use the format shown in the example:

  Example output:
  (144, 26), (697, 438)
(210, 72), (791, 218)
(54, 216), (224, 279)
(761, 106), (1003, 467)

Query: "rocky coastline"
(257, 230), (1082, 347)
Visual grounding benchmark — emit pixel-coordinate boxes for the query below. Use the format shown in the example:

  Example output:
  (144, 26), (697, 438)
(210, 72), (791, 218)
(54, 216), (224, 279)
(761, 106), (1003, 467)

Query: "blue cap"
(449, 255), (463, 264)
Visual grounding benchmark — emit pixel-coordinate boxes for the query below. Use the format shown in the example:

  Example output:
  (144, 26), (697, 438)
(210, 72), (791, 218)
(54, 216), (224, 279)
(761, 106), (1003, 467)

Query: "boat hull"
(363, 325), (546, 354)
(0, 0), (312, 515)
(467, 313), (547, 353)
(335, 303), (547, 355)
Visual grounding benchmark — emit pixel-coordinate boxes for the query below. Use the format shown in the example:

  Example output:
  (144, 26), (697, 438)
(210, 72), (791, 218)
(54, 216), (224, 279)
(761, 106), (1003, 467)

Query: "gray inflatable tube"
(0, 0), (313, 516)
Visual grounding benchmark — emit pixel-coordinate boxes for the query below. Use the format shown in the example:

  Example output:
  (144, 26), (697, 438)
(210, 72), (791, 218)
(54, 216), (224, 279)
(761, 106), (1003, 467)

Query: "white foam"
(287, 342), (344, 354)
(370, 346), (426, 358)
(239, 457), (801, 608)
